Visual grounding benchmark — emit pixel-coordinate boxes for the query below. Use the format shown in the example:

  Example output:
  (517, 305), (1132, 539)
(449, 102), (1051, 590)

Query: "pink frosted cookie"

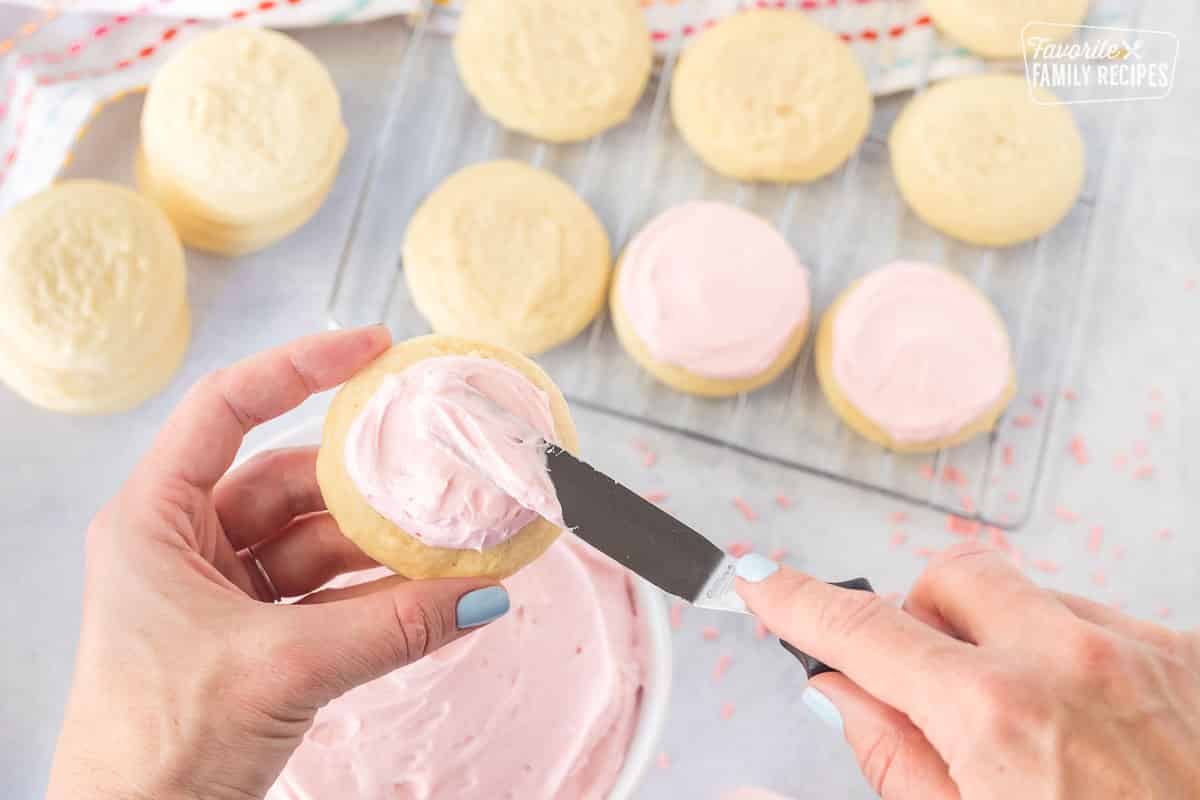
(611, 202), (811, 397)
(816, 262), (1016, 452)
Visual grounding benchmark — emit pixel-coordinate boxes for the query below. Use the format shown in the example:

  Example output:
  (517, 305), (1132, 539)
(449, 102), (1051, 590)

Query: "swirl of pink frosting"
(831, 261), (1013, 444)
(618, 201), (810, 379)
(344, 355), (563, 551)
(266, 538), (649, 800)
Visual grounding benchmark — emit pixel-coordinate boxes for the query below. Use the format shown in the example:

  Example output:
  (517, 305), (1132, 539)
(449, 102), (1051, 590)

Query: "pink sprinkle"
(889, 511), (909, 523)
(1032, 559), (1061, 574)
(1148, 410), (1163, 430)
(1032, 393), (1046, 409)
(1114, 452), (1128, 470)
(656, 752), (670, 770)
(1133, 464), (1155, 480)
(754, 621), (770, 640)
(1069, 436), (1090, 466)
(1002, 444), (1015, 466)
(768, 547), (789, 562)
(642, 450), (657, 467)
(1155, 528), (1172, 541)
(947, 515), (981, 537)
(641, 490), (668, 504)
(669, 601), (683, 631)
(915, 546), (937, 559)
(919, 464), (936, 480)
(1006, 490), (1020, 505)
(1013, 414), (1035, 428)
(942, 466), (967, 486)
(774, 494), (792, 509)
(1063, 388), (1078, 401)
(1112, 545), (1126, 560)
(889, 531), (908, 549)
(1091, 569), (1107, 587)
(713, 654), (734, 681)
(986, 525), (1011, 554)
(701, 627), (720, 642)
(720, 702), (736, 721)
(960, 494), (976, 513)
(1055, 507), (1080, 523)
(1087, 525), (1104, 554)
(1133, 440), (1149, 458)
(726, 541), (754, 558)
(1149, 388), (1164, 402)
(733, 497), (758, 522)
(1155, 606), (1172, 620)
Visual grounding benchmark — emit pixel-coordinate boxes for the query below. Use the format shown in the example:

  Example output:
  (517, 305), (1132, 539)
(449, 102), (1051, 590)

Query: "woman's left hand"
(48, 327), (509, 800)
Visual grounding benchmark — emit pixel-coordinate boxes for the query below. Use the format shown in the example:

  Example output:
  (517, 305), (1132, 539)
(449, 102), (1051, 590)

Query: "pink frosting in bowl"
(830, 261), (1014, 445)
(617, 202), (810, 380)
(266, 538), (669, 800)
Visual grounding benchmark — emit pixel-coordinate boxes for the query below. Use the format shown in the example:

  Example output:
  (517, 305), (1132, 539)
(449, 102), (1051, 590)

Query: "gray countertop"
(2, 6), (1197, 799)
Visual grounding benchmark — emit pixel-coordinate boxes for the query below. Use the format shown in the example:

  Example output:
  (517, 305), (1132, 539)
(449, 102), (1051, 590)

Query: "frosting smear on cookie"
(345, 355), (563, 550)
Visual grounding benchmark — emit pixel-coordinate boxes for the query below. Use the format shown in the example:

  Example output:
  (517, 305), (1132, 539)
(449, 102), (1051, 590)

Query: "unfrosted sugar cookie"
(670, 9), (872, 183)
(925, 0), (1090, 60)
(316, 336), (579, 580)
(0, 181), (190, 414)
(611, 202), (810, 397)
(889, 75), (1084, 247)
(816, 262), (1016, 453)
(139, 27), (346, 255)
(454, 0), (652, 142)
(402, 160), (611, 355)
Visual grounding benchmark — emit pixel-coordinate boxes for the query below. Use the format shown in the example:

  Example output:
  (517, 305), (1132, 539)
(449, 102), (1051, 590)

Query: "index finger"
(145, 326), (391, 489)
(735, 557), (974, 723)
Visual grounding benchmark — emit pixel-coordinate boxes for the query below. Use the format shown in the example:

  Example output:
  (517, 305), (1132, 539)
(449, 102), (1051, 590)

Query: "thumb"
(802, 673), (959, 800)
(284, 575), (509, 698)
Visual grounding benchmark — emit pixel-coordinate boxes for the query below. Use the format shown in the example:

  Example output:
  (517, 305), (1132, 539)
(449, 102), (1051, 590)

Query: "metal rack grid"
(327, 1), (1135, 529)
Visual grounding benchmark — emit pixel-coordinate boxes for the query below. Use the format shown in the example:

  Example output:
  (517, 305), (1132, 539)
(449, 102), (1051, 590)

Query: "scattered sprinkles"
(1032, 559), (1061, 574)
(942, 466), (967, 486)
(1148, 410), (1164, 430)
(768, 547), (789, 562)
(919, 464), (936, 480)
(1063, 388), (1078, 401)
(889, 511), (909, 524)
(733, 497), (758, 522)
(1133, 440), (1149, 458)
(1114, 452), (1128, 470)
(915, 546), (937, 559)
(947, 515), (981, 537)
(669, 601), (683, 631)
(726, 541), (754, 558)
(641, 490), (668, 504)
(1002, 444), (1015, 466)
(889, 531), (909, 549)
(1112, 545), (1126, 560)
(1069, 436), (1090, 466)
(633, 440), (657, 467)
(986, 525), (1011, 553)
(1091, 569), (1107, 587)
(1133, 464), (1155, 480)
(1055, 507), (1080, 523)
(656, 752), (670, 770)
(720, 702), (736, 721)
(1155, 528), (1172, 541)
(713, 654), (734, 681)
(774, 493), (792, 509)
(1032, 393), (1046, 409)
(1155, 607), (1172, 620)
(701, 626), (721, 642)
(1012, 414), (1035, 428)
(754, 621), (770, 640)
(1087, 525), (1104, 554)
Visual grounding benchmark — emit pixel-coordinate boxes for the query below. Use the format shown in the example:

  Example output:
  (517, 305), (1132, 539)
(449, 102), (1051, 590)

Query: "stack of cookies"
(137, 27), (346, 256)
(0, 181), (190, 414)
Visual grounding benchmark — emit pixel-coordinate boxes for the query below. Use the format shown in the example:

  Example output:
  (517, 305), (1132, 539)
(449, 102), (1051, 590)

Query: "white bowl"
(246, 416), (672, 799)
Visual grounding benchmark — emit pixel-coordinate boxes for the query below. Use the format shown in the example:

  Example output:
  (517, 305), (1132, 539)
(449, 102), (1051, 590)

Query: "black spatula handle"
(778, 577), (876, 679)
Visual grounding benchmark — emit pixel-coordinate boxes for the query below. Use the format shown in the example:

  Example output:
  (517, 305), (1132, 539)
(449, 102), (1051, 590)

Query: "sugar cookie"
(454, 0), (652, 143)
(403, 160), (611, 355)
(890, 75), (1084, 247)
(926, 0), (1090, 60)
(316, 335), (578, 580)
(0, 181), (189, 414)
(670, 9), (872, 183)
(816, 262), (1016, 453)
(139, 27), (346, 255)
(611, 202), (810, 397)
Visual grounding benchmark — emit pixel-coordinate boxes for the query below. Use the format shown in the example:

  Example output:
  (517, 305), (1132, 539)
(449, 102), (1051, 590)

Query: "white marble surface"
(2, 6), (1198, 800)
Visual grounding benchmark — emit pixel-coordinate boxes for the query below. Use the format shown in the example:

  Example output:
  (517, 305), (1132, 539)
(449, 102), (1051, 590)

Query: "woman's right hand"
(735, 543), (1200, 799)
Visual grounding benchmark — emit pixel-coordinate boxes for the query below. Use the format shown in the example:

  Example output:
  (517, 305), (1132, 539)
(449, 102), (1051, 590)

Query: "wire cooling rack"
(327, 1), (1139, 529)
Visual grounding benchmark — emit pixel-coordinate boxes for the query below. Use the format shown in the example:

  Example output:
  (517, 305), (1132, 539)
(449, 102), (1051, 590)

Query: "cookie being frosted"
(316, 336), (578, 580)
(139, 27), (346, 254)
(403, 160), (611, 355)
(926, 0), (1090, 59)
(890, 75), (1084, 247)
(454, 0), (652, 142)
(816, 262), (1016, 453)
(671, 9), (872, 183)
(0, 181), (189, 413)
(611, 202), (810, 397)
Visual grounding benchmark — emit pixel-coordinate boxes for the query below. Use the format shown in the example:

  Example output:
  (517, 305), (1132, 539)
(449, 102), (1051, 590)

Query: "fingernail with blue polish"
(802, 686), (844, 733)
(735, 553), (780, 583)
(456, 586), (510, 629)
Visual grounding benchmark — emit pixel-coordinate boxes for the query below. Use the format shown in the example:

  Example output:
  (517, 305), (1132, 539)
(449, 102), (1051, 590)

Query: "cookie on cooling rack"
(670, 9), (872, 183)
(453, 0), (653, 142)
(925, 0), (1090, 60)
(816, 262), (1016, 453)
(0, 181), (190, 413)
(611, 202), (810, 397)
(889, 74), (1085, 247)
(138, 27), (346, 256)
(316, 335), (578, 580)
(402, 160), (611, 355)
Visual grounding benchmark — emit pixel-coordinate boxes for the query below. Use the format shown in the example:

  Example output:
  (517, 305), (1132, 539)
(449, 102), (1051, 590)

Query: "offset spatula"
(427, 387), (873, 679)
